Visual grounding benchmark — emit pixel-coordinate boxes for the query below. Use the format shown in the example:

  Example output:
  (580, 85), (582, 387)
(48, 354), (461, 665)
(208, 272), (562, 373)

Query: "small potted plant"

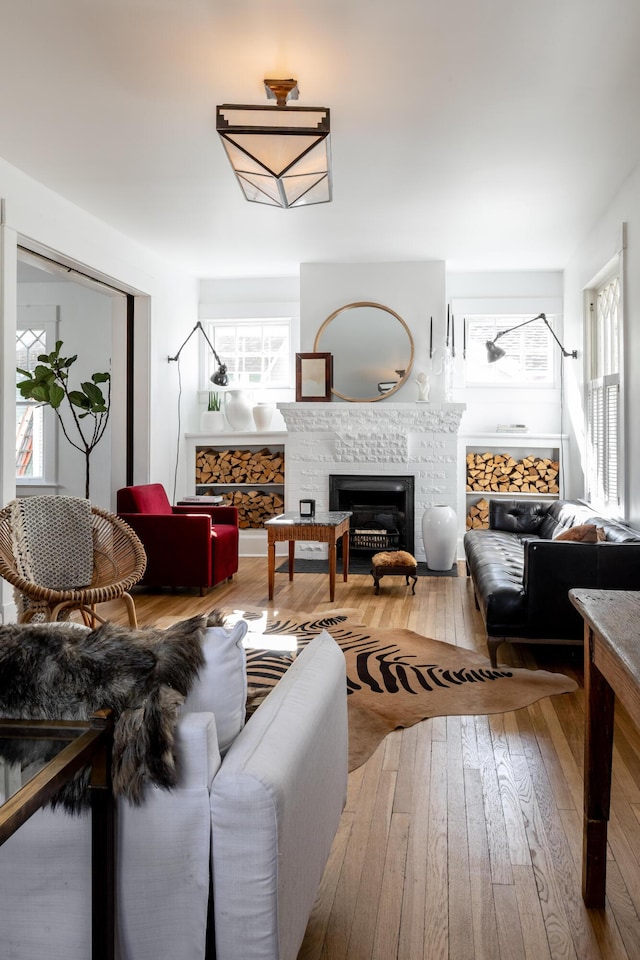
(200, 390), (225, 433)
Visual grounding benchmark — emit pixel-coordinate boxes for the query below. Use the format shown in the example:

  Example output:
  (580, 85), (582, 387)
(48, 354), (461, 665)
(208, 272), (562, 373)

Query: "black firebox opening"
(329, 475), (415, 557)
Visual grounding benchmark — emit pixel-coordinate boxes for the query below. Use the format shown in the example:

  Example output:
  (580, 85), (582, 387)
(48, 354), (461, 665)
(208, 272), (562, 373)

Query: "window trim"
(200, 316), (295, 394)
(16, 311), (58, 485)
(453, 297), (565, 390)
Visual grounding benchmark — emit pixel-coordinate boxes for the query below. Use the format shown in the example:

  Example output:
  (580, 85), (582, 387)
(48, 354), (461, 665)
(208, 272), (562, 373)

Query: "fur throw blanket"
(0, 616), (207, 812)
(371, 549), (417, 568)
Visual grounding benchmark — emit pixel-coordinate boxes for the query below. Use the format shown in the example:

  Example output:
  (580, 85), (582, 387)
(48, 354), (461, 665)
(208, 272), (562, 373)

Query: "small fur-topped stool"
(370, 550), (418, 595)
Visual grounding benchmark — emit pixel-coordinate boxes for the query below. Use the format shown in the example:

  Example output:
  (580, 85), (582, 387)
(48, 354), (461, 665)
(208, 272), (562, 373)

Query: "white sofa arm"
(210, 630), (348, 960)
(0, 711), (220, 960)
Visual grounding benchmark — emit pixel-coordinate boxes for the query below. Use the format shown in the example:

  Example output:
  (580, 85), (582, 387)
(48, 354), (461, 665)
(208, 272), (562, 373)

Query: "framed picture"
(296, 352), (333, 402)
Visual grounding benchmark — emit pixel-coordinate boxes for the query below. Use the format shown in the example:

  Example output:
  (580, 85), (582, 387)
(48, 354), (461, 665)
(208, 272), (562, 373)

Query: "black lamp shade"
(486, 340), (506, 363)
(211, 364), (229, 387)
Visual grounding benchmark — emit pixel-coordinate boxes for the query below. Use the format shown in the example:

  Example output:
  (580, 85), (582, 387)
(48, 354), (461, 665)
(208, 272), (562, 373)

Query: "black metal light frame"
(485, 312), (578, 363)
(168, 321), (228, 386)
(216, 79), (331, 209)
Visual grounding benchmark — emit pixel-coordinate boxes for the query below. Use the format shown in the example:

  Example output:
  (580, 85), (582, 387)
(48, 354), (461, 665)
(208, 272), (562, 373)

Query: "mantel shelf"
(461, 432), (568, 443)
(186, 431), (288, 442)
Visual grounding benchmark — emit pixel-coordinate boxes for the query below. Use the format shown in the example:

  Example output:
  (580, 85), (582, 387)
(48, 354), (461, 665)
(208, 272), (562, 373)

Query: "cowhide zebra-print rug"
(223, 606), (579, 772)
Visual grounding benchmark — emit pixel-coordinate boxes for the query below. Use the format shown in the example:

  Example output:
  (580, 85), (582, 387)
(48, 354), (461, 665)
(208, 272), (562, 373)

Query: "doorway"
(16, 247), (137, 508)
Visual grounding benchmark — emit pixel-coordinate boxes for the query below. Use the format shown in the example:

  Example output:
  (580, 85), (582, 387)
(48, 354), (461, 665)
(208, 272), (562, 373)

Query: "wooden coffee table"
(265, 511), (352, 601)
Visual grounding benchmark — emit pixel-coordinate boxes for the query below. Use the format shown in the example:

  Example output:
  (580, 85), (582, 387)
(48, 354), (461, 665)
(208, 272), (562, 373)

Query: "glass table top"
(265, 511), (352, 526)
(0, 723), (87, 807)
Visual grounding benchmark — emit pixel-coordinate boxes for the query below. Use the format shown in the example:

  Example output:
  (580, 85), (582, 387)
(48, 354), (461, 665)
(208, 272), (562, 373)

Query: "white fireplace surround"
(277, 402), (465, 562)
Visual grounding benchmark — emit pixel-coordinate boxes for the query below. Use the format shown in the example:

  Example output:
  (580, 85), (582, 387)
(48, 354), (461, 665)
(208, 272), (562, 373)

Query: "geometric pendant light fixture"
(216, 79), (331, 208)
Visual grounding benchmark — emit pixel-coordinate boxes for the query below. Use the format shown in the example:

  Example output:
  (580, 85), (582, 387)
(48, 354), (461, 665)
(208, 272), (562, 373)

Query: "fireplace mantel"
(277, 402), (465, 434)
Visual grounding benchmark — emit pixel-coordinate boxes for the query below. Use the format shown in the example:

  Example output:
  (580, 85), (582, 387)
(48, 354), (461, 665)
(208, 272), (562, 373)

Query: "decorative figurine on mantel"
(415, 371), (430, 402)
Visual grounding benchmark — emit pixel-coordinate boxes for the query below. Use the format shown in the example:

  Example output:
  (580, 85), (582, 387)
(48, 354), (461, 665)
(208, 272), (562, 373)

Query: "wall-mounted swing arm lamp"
(168, 321), (229, 386)
(485, 312), (578, 363)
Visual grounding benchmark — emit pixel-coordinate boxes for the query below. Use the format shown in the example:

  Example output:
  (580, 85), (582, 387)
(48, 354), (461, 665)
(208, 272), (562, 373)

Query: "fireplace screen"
(351, 506), (401, 552)
(329, 475), (414, 556)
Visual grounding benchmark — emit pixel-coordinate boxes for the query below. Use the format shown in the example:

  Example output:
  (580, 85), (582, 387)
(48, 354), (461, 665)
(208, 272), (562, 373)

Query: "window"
(464, 314), (557, 386)
(203, 318), (292, 389)
(585, 273), (621, 511)
(16, 317), (57, 482)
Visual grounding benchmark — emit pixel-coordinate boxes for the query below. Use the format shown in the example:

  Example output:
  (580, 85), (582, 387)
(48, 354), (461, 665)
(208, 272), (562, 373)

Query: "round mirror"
(313, 301), (415, 402)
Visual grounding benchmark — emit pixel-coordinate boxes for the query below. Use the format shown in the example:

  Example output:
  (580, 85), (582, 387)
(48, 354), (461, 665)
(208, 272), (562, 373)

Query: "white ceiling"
(3, 0), (640, 279)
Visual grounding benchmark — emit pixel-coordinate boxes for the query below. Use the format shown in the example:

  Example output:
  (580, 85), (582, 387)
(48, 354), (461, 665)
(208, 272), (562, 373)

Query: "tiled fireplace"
(277, 402), (465, 562)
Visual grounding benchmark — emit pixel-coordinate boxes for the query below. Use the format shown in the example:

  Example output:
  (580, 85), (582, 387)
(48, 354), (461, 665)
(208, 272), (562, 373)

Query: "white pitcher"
(224, 389), (253, 431)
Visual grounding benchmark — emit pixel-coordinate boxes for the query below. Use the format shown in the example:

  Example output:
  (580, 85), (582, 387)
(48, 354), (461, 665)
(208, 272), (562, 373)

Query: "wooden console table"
(265, 511), (352, 602)
(569, 588), (640, 907)
(0, 710), (115, 959)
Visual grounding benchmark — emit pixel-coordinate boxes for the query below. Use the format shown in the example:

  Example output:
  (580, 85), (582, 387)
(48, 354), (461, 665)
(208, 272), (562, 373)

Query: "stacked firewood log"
(466, 452), (559, 494)
(225, 490), (285, 528)
(196, 447), (284, 485)
(467, 498), (490, 529)
(195, 447), (285, 528)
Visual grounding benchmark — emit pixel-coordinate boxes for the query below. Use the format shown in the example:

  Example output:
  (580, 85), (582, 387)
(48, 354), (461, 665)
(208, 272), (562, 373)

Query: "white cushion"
(181, 618), (248, 753)
(210, 630), (348, 960)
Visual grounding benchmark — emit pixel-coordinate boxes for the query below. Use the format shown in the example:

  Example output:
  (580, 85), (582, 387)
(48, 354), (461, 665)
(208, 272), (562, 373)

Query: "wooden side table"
(265, 511), (352, 601)
(0, 710), (115, 960)
(569, 588), (640, 907)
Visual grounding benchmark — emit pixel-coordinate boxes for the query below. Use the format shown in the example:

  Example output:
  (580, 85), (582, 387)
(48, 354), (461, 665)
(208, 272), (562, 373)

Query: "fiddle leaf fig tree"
(17, 340), (111, 500)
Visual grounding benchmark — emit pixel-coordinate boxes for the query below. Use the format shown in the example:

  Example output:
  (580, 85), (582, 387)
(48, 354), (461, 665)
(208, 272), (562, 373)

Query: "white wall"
(197, 276), (300, 436)
(0, 155), (199, 500)
(448, 271), (565, 438)
(300, 261), (446, 402)
(0, 156), (198, 621)
(563, 163), (640, 525)
(197, 264), (567, 436)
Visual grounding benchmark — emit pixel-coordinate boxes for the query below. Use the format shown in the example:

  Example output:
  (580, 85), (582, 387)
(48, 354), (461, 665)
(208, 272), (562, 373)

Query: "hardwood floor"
(108, 557), (640, 960)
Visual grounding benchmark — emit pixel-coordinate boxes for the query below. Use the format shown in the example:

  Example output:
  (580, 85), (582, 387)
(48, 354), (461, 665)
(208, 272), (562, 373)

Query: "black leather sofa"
(464, 498), (640, 666)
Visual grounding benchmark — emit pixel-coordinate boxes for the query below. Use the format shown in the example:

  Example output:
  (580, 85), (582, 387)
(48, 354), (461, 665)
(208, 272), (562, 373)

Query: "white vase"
(224, 389), (253, 431)
(252, 403), (275, 431)
(422, 504), (457, 570)
(200, 410), (225, 433)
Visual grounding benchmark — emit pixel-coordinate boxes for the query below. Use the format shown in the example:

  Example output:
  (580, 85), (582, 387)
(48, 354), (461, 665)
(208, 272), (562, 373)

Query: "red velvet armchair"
(116, 484), (239, 594)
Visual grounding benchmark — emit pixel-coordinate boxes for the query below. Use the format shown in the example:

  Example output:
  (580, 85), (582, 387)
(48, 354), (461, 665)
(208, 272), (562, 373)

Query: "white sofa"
(0, 627), (348, 960)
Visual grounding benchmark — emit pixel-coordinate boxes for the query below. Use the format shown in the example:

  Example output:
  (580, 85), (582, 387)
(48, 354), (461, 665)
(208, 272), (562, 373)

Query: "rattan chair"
(0, 503), (147, 626)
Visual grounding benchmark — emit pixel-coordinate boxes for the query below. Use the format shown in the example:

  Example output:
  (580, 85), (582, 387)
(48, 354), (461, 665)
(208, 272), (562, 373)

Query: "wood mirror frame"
(313, 301), (415, 402)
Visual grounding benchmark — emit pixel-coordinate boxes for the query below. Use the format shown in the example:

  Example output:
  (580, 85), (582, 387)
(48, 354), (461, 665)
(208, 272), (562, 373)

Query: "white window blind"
(585, 274), (621, 510)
